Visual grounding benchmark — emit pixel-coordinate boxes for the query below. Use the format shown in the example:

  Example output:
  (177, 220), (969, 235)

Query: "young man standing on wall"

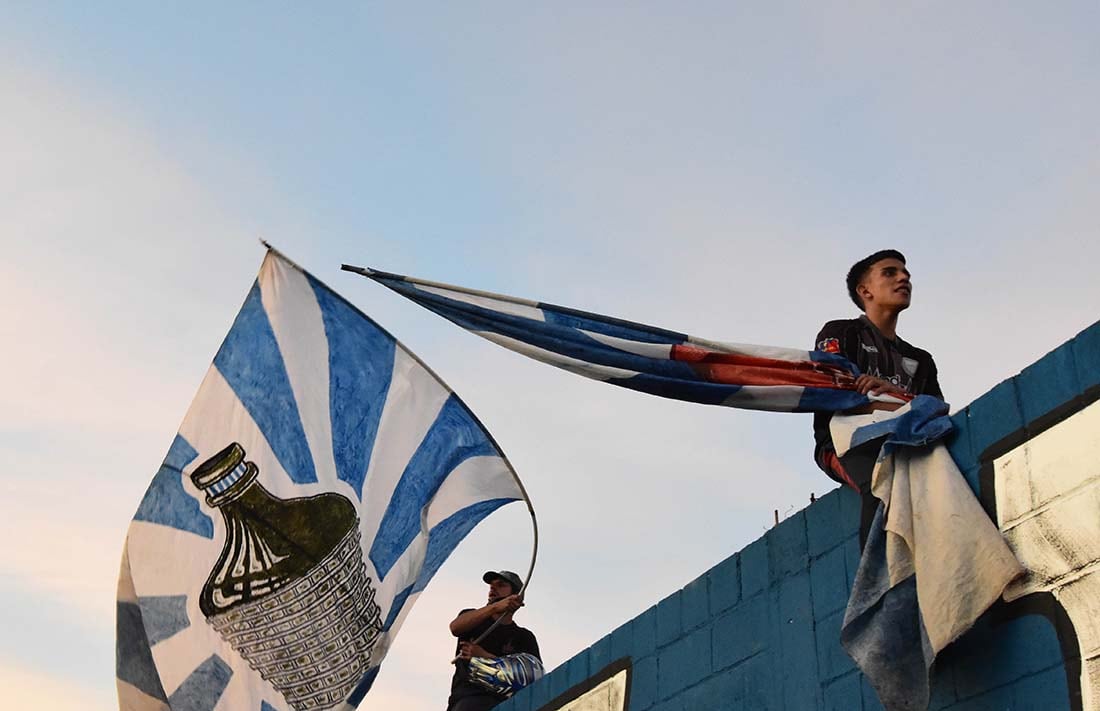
(813, 249), (943, 543)
(446, 570), (541, 711)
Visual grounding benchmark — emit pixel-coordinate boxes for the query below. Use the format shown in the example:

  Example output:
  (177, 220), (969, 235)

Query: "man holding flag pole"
(446, 569), (541, 711)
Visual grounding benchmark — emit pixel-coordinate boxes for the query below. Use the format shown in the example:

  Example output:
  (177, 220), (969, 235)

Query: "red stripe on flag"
(669, 343), (871, 391)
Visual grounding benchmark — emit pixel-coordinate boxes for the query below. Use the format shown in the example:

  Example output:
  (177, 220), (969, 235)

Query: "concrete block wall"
(495, 319), (1100, 711)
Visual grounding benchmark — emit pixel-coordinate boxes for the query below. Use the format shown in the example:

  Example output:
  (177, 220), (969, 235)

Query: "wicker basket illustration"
(208, 526), (382, 710)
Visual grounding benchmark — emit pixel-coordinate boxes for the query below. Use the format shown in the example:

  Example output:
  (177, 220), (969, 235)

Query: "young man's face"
(859, 258), (911, 311)
(487, 578), (516, 603)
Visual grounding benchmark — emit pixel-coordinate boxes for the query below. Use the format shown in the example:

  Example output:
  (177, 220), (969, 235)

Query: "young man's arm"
(449, 596), (523, 637)
(816, 320), (905, 413)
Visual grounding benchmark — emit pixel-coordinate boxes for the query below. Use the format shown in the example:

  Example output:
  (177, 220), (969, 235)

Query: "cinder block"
(806, 489), (846, 558)
(836, 484), (862, 523)
(648, 697), (678, 711)
(505, 684), (530, 711)
(814, 610), (855, 682)
(823, 672), (862, 711)
(741, 538), (769, 598)
(809, 545), (850, 619)
(566, 650), (590, 689)
(952, 613), (1065, 699)
(609, 620), (632, 661)
(633, 606), (658, 657)
(776, 571), (813, 626)
(708, 553), (740, 615)
(630, 655), (659, 710)
(775, 574), (819, 709)
(527, 672), (551, 709)
(951, 682), (1014, 709)
(656, 591), (682, 647)
(548, 660), (572, 700)
(861, 676), (885, 711)
(843, 535), (863, 592)
(967, 378), (1024, 459)
(681, 575), (709, 632)
(1016, 342), (1080, 428)
(768, 511), (809, 582)
(927, 660), (955, 710)
(712, 594), (769, 670)
(589, 634), (611, 675)
(1073, 320), (1100, 392)
(742, 650), (778, 710)
(684, 666), (743, 709)
(946, 407), (976, 473)
(1011, 664), (1071, 708)
(657, 626), (712, 699)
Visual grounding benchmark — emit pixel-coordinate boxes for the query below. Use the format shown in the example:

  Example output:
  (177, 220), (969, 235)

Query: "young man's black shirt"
(448, 610), (541, 707)
(812, 315), (943, 469)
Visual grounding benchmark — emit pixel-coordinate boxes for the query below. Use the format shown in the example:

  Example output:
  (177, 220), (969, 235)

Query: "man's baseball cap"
(483, 570), (523, 592)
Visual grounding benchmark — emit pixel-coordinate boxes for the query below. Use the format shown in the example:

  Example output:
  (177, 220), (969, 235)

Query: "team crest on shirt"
(902, 357), (919, 376)
(818, 337), (841, 354)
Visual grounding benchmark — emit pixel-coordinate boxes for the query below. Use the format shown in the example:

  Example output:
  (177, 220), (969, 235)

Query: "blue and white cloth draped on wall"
(345, 266), (908, 413)
(834, 397), (1024, 711)
(117, 250), (528, 711)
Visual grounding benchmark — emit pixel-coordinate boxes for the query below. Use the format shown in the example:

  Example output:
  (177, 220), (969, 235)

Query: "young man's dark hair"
(846, 249), (906, 309)
(814, 249), (942, 546)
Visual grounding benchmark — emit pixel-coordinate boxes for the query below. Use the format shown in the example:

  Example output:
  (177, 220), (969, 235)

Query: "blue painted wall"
(496, 319), (1100, 711)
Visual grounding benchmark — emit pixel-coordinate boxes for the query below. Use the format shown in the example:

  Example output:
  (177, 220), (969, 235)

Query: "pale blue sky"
(2, 3), (1098, 709)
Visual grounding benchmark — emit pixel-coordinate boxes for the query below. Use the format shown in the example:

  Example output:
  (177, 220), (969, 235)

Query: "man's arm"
(456, 641), (493, 660)
(843, 374), (907, 413)
(817, 320), (906, 413)
(449, 595), (523, 637)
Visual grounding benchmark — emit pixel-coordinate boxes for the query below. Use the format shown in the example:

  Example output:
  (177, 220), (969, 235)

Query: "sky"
(1, 2), (1098, 709)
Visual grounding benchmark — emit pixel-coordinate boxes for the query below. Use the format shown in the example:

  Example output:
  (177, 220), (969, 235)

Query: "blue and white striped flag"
(347, 267), (909, 413)
(117, 249), (528, 711)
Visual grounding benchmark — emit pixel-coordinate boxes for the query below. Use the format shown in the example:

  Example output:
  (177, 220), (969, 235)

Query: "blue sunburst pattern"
(117, 250), (527, 710)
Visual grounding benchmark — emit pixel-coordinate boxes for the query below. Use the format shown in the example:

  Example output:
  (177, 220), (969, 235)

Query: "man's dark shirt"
(813, 315), (942, 469)
(448, 609), (541, 707)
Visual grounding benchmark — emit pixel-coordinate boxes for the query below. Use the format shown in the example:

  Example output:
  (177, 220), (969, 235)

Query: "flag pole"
(340, 262), (538, 658)
(465, 497), (538, 650)
(341, 262), (539, 658)
(341, 263), (543, 309)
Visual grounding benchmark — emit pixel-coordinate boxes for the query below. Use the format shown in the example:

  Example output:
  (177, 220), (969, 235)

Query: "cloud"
(0, 60), (263, 699)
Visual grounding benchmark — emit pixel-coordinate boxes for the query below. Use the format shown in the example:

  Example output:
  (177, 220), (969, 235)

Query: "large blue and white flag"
(117, 250), (529, 711)
(345, 267), (909, 413)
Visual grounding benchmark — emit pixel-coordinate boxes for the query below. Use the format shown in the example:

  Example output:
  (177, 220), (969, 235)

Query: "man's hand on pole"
(492, 594), (524, 616)
(457, 641), (492, 661)
(853, 374), (905, 397)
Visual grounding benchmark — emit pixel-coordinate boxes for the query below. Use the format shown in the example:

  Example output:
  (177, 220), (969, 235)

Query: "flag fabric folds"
(835, 397), (1023, 711)
(351, 267), (907, 413)
(117, 250), (527, 711)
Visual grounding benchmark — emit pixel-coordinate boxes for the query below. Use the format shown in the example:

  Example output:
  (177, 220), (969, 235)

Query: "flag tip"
(341, 264), (375, 277)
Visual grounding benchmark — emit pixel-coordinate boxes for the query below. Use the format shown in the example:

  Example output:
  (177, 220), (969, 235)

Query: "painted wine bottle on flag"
(117, 249), (531, 711)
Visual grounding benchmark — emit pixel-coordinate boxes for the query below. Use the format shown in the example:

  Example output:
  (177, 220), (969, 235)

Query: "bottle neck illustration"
(191, 443), (358, 617)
